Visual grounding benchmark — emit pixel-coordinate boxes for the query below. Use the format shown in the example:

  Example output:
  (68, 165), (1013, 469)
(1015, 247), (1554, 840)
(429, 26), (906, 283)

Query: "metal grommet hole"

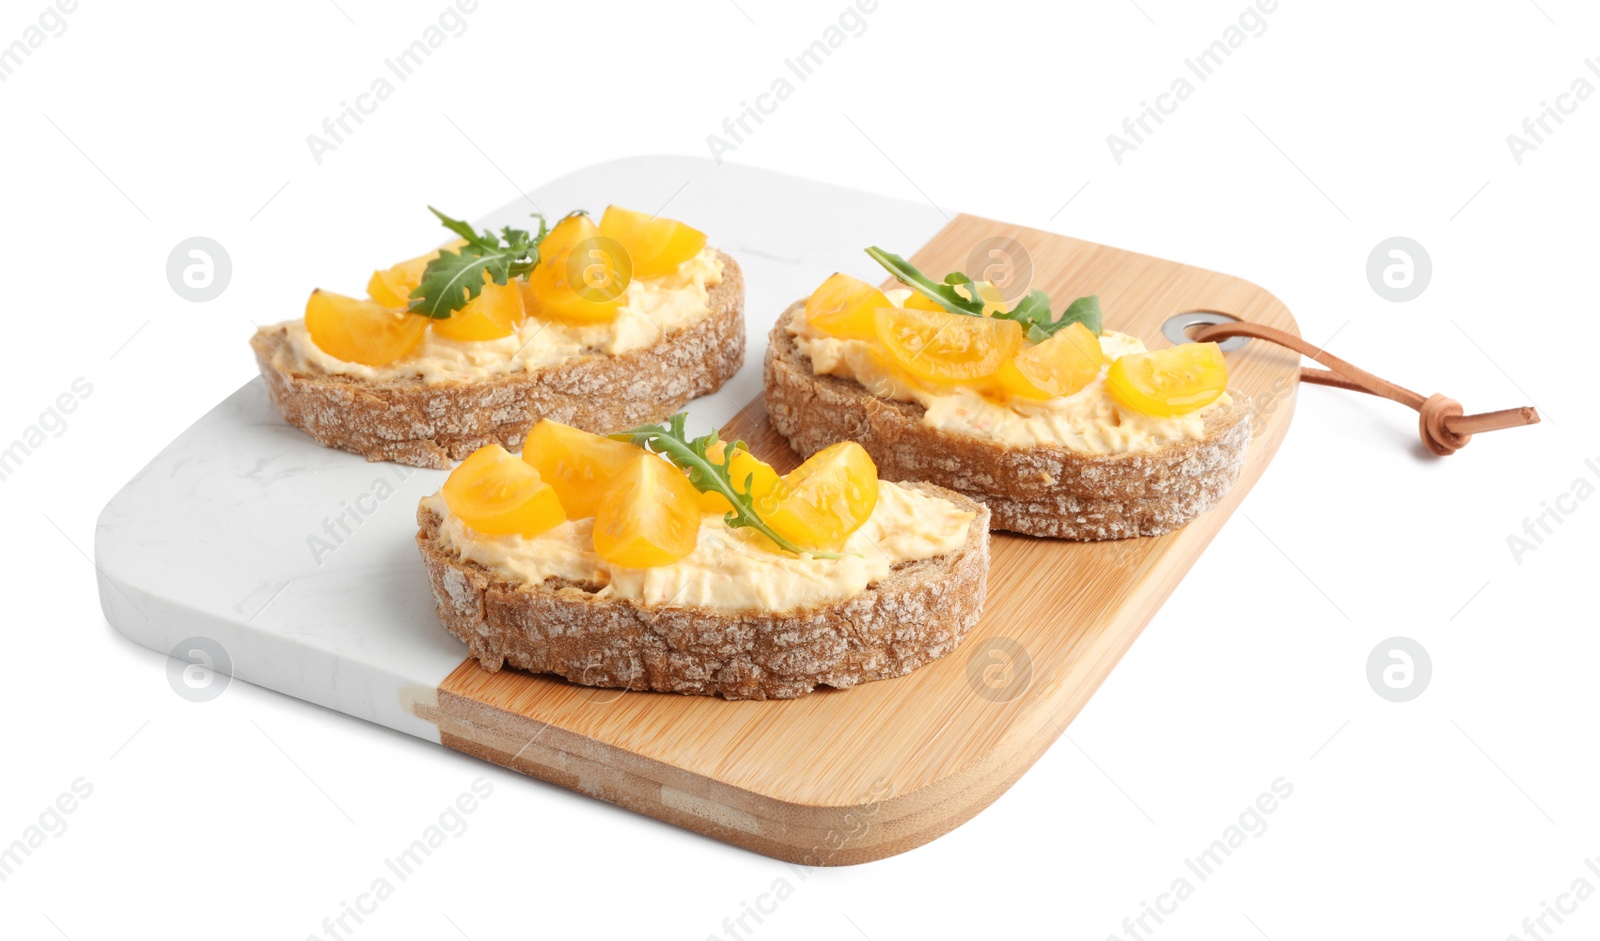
(1161, 311), (1250, 352)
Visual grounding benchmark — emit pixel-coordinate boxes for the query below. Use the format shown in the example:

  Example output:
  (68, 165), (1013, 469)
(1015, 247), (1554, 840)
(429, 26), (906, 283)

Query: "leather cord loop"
(1190, 318), (1539, 456)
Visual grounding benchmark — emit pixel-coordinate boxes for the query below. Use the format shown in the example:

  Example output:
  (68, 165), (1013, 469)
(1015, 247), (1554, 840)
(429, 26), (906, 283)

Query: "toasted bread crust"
(763, 303), (1251, 539)
(250, 252), (745, 469)
(415, 483), (990, 701)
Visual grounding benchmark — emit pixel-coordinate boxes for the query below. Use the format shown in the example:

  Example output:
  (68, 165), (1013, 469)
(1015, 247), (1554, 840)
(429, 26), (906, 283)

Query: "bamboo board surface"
(411, 214), (1303, 865)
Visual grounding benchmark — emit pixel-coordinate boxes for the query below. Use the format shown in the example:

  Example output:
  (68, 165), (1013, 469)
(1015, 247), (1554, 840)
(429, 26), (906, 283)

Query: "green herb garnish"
(865, 246), (1103, 343)
(610, 413), (842, 560)
(409, 207), (573, 319)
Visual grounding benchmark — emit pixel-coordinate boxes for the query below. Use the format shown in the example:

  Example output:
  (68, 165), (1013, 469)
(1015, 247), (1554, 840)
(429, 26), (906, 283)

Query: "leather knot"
(1418, 393), (1469, 455)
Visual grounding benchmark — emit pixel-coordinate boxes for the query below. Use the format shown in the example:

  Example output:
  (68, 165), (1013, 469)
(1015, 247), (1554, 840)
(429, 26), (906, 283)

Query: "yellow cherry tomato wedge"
(431, 272), (524, 341)
(873, 306), (1023, 386)
(899, 290), (945, 312)
(996, 322), (1105, 400)
(897, 281), (1003, 313)
(598, 205), (707, 279)
(974, 281), (1006, 314)
(441, 444), (566, 538)
(368, 263), (425, 309)
(593, 453), (703, 568)
(1106, 342), (1229, 416)
(758, 442), (879, 552)
(304, 289), (429, 366)
(520, 420), (642, 520)
(697, 442), (782, 517)
(367, 238), (469, 308)
(525, 214), (631, 323)
(805, 273), (889, 341)
(538, 210), (594, 257)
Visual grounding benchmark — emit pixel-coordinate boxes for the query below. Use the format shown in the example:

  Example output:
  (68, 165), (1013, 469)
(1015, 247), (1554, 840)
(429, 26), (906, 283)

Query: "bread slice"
(250, 252), (745, 470)
(415, 482), (990, 701)
(764, 303), (1252, 540)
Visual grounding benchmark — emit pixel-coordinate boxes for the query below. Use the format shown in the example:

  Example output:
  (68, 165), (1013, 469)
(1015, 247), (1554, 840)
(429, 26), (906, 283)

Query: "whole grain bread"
(763, 302), (1251, 539)
(415, 482), (990, 701)
(250, 252), (745, 469)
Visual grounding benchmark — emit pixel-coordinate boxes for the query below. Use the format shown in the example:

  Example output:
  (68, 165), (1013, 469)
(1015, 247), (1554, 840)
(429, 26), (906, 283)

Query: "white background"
(1, 0), (1596, 939)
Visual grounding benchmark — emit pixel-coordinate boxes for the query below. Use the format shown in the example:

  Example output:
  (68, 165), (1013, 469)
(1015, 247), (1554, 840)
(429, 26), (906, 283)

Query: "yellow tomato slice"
(996, 322), (1105, 400)
(873, 307), (1023, 386)
(521, 420), (642, 520)
(598, 205), (707, 279)
(593, 454), (703, 568)
(525, 214), (631, 323)
(441, 445), (566, 537)
(899, 281), (1002, 313)
(974, 281), (1006, 314)
(759, 441), (879, 552)
(431, 273), (524, 341)
(899, 291), (945, 312)
(368, 265), (423, 309)
(538, 211), (592, 258)
(304, 290), (429, 366)
(805, 273), (889, 341)
(697, 442), (781, 517)
(1106, 342), (1229, 416)
(367, 238), (469, 308)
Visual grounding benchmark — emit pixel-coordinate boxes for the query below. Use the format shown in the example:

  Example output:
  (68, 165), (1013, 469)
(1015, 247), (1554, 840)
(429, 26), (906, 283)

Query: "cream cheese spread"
(422, 479), (974, 615)
(789, 293), (1229, 454)
(281, 249), (724, 384)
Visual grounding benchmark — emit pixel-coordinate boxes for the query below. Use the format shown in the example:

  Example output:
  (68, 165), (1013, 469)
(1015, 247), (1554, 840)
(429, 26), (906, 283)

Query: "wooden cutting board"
(409, 214), (1302, 865)
(96, 159), (1300, 866)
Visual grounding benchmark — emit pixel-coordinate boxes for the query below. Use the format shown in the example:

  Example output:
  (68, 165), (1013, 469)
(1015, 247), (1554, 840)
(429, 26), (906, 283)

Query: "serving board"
(96, 156), (1301, 865)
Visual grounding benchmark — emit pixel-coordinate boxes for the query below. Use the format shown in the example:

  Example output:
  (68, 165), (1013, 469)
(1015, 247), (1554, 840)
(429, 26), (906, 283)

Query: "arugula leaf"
(1055, 294), (1103, 337)
(430, 207), (485, 246)
(609, 413), (843, 560)
(410, 248), (507, 318)
(1004, 292), (1102, 342)
(1003, 290), (1055, 344)
(864, 246), (1104, 339)
(407, 207), (556, 319)
(864, 247), (984, 316)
